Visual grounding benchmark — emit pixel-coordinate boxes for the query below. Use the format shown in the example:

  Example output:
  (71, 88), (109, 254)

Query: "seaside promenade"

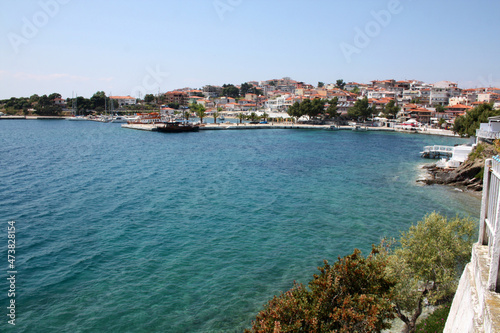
(121, 122), (459, 137)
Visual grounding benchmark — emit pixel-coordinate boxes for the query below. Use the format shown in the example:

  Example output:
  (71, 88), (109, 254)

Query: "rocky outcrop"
(418, 143), (499, 191)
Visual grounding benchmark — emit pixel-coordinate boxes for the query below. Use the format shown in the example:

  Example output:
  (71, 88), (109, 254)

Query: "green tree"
(348, 97), (374, 121)
(167, 102), (179, 109)
(327, 97), (339, 119)
(246, 247), (396, 333)
(213, 108), (220, 124)
(435, 104), (446, 113)
(287, 101), (302, 122)
(90, 91), (106, 110)
(144, 94), (155, 104)
(240, 82), (252, 96)
(383, 100), (400, 119)
(222, 84), (240, 98)
(387, 213), (476, 333)
(237, 112), (245, 124)
(318, 81), (324, 88)
(261, 111), (268, 122)
(351, 86), (361, 95)
(453, 103), (499, 137)
(336, 79), (346, 90)
(248, 112), (260, 122)
(190, 103), (206, 123)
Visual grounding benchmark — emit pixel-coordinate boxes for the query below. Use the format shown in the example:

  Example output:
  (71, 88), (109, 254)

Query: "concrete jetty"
(121, 122), (458, 137)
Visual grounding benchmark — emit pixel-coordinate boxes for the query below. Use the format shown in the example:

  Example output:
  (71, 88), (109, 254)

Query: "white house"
(110, 96), (136, 107)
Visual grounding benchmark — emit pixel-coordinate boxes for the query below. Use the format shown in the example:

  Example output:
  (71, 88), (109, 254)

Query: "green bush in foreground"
(245, 247), (396, 333)
(247, 213), (476, 333)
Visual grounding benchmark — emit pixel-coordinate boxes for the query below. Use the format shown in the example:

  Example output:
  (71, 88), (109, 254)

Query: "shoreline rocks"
(417, 142), (499, 192)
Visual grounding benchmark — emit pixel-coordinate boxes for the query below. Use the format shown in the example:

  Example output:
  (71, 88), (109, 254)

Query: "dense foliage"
(453, 102), (500, 137)
(348, 97), (375, 121)
(246, 247), (396, 333)
(286, 98), (334, 121)
(387, 213), (475, 333)
(247, 213), (476, 333)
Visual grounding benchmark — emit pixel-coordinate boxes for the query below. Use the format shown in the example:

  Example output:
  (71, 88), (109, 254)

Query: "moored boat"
(156, 121), (199, 133)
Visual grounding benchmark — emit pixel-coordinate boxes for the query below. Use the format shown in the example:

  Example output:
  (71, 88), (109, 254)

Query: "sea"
(0, 120), (481, 332)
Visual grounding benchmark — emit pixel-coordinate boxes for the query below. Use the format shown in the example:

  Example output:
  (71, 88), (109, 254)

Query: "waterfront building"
(110, 95), (136, 107)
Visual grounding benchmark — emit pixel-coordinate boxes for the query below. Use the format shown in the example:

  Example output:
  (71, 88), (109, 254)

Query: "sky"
(1, 0), (500, 99)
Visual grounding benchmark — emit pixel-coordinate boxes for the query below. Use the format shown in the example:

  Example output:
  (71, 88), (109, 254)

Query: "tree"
(287, 101), (302, 122)
(167, 102), (179, 109)
(213, 108), (220, 124)
(318, 81), (324, 88)
(190, 103), (206, 123)
(351, 86), (361, 95)
(336, 79), (346, 90)
(90, 91), (106, 110)
(348, 97), (374, 121)
(309, 98), (326, 119)
(453, 103), (500, 137)
(383, 100), (400, 119)
(261, 111), (268, 122)
(222, 84), (240, 98)
(237, 112), (245, 124)
(246, 247), (396, 333)
(240, 82), (252, 96)
(144, 94), (155, 104)
(435, 104), (446, 113)
(326, 97), (339, 119)
(387, 213), (476, 333)
(248, 112), (260, 122)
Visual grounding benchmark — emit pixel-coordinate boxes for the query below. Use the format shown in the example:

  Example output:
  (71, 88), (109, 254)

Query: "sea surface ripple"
(0, 120), (480, 332)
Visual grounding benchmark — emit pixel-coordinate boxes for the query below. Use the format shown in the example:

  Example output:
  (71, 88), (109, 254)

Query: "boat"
(328, 125), (339, 130)
(110, 115), (129, 123)
(156, 121), (199, 133)
(67, 116), (87, 121)
(127, 113), (163, 124)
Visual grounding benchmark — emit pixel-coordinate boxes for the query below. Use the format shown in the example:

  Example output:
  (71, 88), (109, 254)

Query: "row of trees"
(453, 102), (500, 136)
(246, 213), (476, 333)
(221, 83), (263, 98)
(287, 98), (339, 121)
(286, 97), (401, 122)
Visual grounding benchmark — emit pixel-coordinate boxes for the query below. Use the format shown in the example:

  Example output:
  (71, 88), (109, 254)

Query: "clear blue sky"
(1, 0), (499, 99)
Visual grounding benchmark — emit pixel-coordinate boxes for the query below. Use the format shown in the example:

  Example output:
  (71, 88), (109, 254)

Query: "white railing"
(476, 129), (500, 140)
(479, 157), (500, 292)
(422, 145), (454, 154)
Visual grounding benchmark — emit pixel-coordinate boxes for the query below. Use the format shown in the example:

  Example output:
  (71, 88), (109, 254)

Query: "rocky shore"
(418, 143), (499, 191)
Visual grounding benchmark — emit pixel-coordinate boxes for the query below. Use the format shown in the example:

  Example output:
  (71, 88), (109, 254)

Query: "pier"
(420, 145), (454, 158)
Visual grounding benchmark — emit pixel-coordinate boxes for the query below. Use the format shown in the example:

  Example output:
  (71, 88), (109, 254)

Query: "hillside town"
(2, 77), (500, 129)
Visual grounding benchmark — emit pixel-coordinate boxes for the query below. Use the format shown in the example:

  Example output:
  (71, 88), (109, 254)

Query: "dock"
(420, 145), (454, 158)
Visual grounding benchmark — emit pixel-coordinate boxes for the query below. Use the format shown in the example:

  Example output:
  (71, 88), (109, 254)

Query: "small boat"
(328, 125), (339, 130)
(156, 121), (199, 133)
(110, 115), (129, 123)
(67, 116), (87, 121)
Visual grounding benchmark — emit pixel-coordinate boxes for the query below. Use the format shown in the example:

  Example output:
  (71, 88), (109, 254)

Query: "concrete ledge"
(445, 244), (500, 332)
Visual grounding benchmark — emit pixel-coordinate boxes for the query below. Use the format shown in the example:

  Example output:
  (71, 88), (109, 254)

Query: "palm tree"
(237, 112), (245, 124)
(261, 111), (269, 122)
(213, 109), (220, 124)
(194, 105), (206, 123)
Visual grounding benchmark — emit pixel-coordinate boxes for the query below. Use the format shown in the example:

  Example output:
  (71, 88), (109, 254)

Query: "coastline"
(0, 115), (460, 137)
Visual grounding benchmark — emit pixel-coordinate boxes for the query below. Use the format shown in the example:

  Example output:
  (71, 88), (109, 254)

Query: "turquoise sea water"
(0, 120), (480, 332)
